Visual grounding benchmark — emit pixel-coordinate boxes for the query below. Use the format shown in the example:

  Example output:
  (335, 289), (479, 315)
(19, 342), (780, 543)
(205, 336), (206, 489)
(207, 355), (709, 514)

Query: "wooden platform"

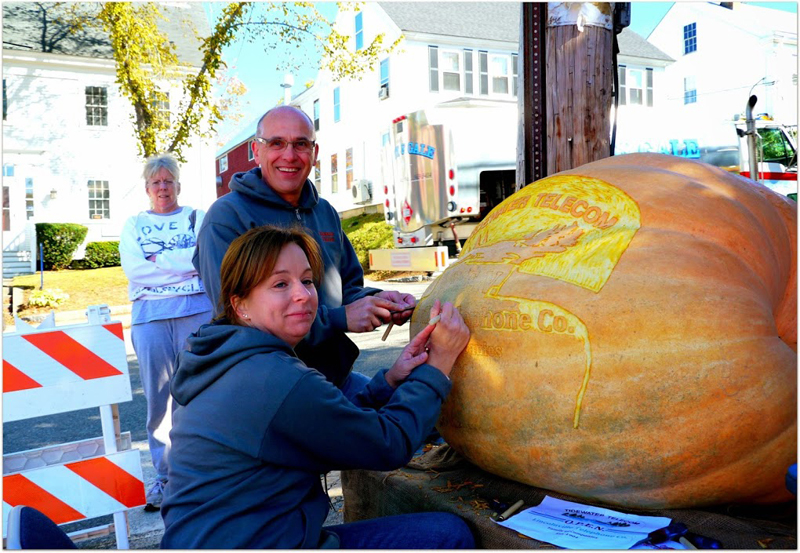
(342, 445), (797, 549)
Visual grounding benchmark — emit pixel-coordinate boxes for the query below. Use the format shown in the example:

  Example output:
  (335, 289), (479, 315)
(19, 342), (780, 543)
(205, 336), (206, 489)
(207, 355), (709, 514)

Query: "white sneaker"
(144, 479), (166, 511)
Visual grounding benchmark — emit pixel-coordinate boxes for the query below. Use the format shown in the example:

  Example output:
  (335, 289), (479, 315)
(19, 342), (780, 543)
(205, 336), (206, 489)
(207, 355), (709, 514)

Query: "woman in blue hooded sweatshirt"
(161, 224), (474, 549)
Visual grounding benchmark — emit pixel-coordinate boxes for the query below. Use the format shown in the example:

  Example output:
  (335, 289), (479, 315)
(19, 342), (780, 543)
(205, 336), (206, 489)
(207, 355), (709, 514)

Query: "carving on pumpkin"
(413, 154), (797, 508)
(464, 175), (641, 293)
(460, 222), (585, 267)
(422, 177), (638, 427)
(425, 228), (594, 427)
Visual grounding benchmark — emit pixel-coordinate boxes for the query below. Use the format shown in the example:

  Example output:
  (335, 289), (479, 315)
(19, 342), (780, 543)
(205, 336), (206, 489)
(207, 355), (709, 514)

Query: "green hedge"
(342, 213), (394, 272)
(36, 223), (88, 270)
(83, 241), (121, 268)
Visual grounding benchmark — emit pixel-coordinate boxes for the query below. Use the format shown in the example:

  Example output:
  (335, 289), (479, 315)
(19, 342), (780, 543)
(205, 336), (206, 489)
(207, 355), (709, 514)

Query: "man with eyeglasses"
(193, 105), (416, 396)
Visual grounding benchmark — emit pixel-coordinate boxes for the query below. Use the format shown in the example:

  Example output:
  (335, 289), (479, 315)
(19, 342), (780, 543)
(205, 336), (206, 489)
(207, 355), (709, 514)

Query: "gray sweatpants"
(131, 310), (212, 480)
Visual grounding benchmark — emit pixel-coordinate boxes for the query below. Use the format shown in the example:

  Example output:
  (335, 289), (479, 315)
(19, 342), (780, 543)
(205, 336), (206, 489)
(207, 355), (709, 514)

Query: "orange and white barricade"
(2, 305), (146, 548)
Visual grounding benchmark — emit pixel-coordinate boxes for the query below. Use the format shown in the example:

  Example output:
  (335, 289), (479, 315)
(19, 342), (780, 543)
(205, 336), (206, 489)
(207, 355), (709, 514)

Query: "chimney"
(281, 74), (294, 104)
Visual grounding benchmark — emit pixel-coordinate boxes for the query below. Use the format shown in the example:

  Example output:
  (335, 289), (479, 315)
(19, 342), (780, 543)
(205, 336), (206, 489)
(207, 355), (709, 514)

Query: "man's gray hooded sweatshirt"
(193, 168), (381, 385)
(160, 320), (451, 549)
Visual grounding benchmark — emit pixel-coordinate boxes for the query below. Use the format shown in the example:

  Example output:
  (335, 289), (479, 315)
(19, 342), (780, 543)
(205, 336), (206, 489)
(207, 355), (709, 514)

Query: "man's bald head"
(256, 105), (315, 139)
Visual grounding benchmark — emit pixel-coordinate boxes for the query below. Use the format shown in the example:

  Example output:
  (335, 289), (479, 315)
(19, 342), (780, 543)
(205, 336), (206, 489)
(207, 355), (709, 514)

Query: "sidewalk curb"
(4, 304), (133, 333)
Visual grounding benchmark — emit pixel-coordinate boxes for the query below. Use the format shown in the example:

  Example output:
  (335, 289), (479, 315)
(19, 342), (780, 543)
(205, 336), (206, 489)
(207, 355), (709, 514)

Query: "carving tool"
(379, 305), (416, 341)
(633, 522), (721, 549)
(381, 308), (439, 341)
(496, 499), (524, 521)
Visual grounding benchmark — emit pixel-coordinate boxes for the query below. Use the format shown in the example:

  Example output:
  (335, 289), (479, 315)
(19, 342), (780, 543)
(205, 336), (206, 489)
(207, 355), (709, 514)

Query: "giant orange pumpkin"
(411, 153), (796, 509)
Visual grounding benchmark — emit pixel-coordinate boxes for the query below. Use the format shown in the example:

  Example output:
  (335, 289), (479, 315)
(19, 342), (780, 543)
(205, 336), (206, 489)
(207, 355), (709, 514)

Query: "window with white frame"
(617, 65), (654, 107)
(314, 159), (321, 192)
(490, 54), (510, 94)
(355, 12), (363, 51)
(628, 68), (644, 105)
(441, 50), (461, 91)
(429, 46), (439, 92)
(333, 87), (341, 123)
(684, 76), (697, 105)
(88, 179), (110, 220)
(25, 178), (33, 220)
(428, 47), (516, 97)
(313, 99), (320, 131)
(346, 147), (354, 190)
(331, 154), (338, 194)
(219, 155), (228, 173)
(85, 86), (108, 126)
(380, 59), (390, 99)
(683, 23), (697, 55)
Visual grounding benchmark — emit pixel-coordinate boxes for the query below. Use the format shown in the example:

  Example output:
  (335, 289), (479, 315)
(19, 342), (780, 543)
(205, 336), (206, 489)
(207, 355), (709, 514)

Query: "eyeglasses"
(254, 136), (316, 153)
(147, 179), (177, 188)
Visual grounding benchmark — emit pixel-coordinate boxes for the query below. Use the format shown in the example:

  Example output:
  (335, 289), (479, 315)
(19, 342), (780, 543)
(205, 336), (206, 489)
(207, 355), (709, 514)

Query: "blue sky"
(209, 2), (797, 150)
(629, 2), (796, 38)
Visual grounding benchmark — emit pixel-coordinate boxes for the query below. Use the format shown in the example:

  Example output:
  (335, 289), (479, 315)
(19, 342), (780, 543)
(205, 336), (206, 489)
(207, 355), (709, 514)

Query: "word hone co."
(462, 307), (575, 336)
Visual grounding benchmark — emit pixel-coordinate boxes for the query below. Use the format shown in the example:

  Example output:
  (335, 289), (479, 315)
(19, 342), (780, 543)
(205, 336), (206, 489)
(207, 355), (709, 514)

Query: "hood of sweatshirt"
(228, 167), (319, 211)
(171, 319), (295, 406)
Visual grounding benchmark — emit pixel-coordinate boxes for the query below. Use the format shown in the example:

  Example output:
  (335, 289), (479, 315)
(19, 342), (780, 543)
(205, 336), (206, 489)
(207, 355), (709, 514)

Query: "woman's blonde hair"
(218, 225), (323, 323)
(142, 152), (180, 182)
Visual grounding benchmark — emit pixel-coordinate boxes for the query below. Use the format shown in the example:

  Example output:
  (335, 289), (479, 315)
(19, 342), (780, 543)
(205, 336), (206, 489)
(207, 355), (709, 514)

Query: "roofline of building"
(403, 31), (518, 51)
(3, 48), (204, 74)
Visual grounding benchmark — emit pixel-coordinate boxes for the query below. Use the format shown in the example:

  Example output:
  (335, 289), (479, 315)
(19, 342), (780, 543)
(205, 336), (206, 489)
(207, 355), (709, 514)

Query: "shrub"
(343, 214), (394, 272)
(28, 288), (70, 308)
(83, 241), (121, 268)
(36, 223), (88, 270)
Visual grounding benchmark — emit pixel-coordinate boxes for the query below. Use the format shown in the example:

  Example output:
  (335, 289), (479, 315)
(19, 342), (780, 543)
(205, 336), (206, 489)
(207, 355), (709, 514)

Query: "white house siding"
(220, 4), (677, 218)
(293, 3), (520, 213)
(2, 51), (216, 259)
(646, 3), (797, 132)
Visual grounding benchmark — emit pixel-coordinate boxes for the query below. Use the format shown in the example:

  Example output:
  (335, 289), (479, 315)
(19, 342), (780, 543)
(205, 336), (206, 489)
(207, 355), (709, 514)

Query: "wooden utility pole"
(517, 2), (620, 188)
(516, 2), (548, 191)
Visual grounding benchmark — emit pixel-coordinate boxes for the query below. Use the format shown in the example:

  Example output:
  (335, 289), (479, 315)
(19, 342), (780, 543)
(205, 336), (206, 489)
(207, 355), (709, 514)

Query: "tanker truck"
(614, 107), (797, 197)
(368, 99), (518, 272)
(370, 99), (796, 272)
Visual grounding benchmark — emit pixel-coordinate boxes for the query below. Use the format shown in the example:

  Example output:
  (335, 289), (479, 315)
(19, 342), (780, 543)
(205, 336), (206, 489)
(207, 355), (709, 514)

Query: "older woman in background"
(119, 153), (213, 511)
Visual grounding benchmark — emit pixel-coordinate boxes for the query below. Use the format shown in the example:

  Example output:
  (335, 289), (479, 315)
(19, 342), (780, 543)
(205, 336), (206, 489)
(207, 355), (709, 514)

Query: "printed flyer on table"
(495, 496), (675, 549)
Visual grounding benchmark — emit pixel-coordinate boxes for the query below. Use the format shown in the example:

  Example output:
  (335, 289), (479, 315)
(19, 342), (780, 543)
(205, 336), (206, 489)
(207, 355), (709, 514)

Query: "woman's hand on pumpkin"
(426, 300), (470, 378)
(385, 323), (435, 388)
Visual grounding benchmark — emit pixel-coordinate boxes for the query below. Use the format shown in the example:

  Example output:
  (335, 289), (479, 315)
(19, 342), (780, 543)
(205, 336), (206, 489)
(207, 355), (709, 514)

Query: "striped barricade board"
(2, 321), (132, 422)
(3, 309), (144, 547)
(2, 449), (146, 537)
(3, 433), (134, 475)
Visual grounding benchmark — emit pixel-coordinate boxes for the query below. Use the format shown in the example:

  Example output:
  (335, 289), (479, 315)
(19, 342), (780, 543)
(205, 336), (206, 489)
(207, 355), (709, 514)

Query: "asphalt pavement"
(2, 276), (437, 548)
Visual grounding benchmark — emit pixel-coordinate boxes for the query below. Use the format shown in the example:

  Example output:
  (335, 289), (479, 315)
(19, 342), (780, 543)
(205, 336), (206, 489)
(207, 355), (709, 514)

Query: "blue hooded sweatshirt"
(160, 319), (451, 549)
(192, 168), (381, 385)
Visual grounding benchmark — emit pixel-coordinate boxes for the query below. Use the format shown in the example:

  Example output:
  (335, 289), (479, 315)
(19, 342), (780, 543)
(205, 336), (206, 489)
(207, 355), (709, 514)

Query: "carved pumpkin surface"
(411, 153), (797, 509)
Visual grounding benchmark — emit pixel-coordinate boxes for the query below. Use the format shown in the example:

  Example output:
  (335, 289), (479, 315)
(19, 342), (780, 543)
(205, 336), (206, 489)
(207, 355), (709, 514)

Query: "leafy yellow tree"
(63, 2), (401, 161)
